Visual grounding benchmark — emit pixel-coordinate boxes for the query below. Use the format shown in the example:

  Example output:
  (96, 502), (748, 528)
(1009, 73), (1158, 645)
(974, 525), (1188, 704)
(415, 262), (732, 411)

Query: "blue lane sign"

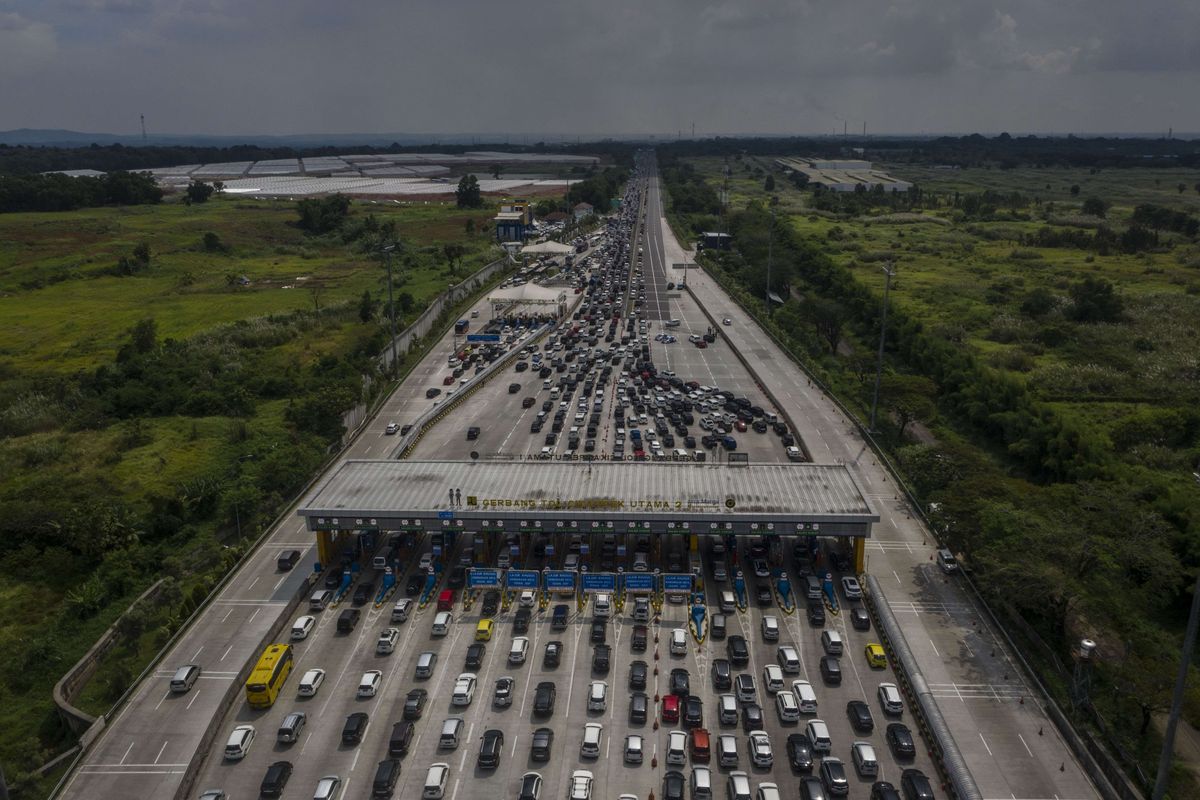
(506, 570), (539, 590)
(467, 334), (501, 342)
(663, 573), (693, 592)
(624, 573), (654, 592)
(468, 569), (499, 588)
(544, 571), (576, 591)
(581, 572), (616, 593)
(438, 511), (453, 520)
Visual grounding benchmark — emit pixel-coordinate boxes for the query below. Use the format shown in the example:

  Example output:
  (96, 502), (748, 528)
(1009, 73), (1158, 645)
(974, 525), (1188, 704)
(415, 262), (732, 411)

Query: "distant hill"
(0, 128), (588, 148)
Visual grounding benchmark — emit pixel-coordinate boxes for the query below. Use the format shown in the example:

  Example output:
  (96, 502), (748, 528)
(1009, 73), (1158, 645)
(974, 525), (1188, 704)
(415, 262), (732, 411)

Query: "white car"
(564, 554), (580, 571)
(761, 616), (779, 641)
(509, 636), (530, 665)
(670, 628), (687, 656)
(297, 668), (326, 697)
(290, 615), (316, 640)
(587, 680), (608, 712)
(313, 775), (342, 800)
(419, 552), (434, 571)
(385, 422), (400, 435)
(749, 731), (773, 768)
(569, 770), (594, 800)
(452, 673), (477, 706)
(722, 317), (732, 326)
(223, 724), (255, 760)
(762, 664), (785, 694)
(624, 733), (644, 764)
(357, 670), (382, 697)
(376, 628), (399, 655)
(752, 559), (769, 578)
(841, 576), (863, 600)
(878, 682), (904, 715)
(667, 730), (687, 765)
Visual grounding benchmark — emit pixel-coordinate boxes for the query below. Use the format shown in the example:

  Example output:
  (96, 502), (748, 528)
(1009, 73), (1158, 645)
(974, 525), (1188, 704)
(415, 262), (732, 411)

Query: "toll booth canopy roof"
(297, 460), (877, 528)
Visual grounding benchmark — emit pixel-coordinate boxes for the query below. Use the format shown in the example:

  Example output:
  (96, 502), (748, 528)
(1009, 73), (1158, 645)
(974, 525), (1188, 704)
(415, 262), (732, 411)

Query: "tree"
(296, 194), (350, 234)
(464, 218), (476, 235)
(880, 374), (938, 441)
(202, 231), (224, 252)
(1178, 183), (1187, 194)
(129, 318), (158, 353)
(396, 291), (415, 314)
(1020, 287), (1056, 318)
(764, 175), (775, 192)
(1069, 184), (1080, 196)
(132, 241), (151, 266)
(308, 283), (325, 319)
(807, 296), (847, 353)
(1069, 276), (1123, 323)
(492, 164), (501, 179)
(442, 243), (467, 268)
(1080, 197), (1108, 218)
(455, 174), (482, 208)
(358, 290), (375, 323)
(185, 181), (214, 203)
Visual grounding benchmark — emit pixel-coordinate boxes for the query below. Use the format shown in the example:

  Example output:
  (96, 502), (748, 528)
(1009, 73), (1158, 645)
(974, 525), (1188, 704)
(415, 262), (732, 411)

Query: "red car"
(662, 694), (680, 723)
(735, 420), (747, 433)
(442, 375), (455, 385)
(695, 340), (708, 349)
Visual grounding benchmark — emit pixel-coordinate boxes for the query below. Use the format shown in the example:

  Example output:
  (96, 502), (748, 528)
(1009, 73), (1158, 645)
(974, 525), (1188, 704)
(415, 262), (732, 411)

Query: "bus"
(245, 643), (294, 709)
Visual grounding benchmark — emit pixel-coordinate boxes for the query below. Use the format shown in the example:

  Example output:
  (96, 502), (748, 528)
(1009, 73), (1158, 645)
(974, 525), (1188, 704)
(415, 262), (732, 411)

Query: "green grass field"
(0, 194), (508, 794)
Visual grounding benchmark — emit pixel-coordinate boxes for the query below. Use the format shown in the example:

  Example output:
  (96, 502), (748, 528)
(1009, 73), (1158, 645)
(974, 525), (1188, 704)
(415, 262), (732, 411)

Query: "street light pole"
(382, 243), (398, 375)
(765, 203), (775, 307)
(869, 262), (895, 433)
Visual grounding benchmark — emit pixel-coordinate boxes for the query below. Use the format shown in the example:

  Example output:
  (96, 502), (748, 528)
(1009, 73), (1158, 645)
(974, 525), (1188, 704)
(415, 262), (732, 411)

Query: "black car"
(786, 733), (814, 772)
(886, 723), (916, 759)
(630, 692), (648, 724)
(727, 635), (749, 666)
(467, 426), (480, 440)
(388, 721), (414, 756)
(630, 660), (648, 690)
(741, 703), (764, 732)
(901, 769), (936, 800)
(352, 579), (376, 606)
(405, 573), (425, 596)
(465, 643), (485, 670)
(477, 729), (504, 769)
(514, 607), (531, 634)
(850, 607), (871, 631)
(711, 659), (732, 691)
(519, 772), (543, 800)
(670, 668), (690, 696)
(663, 770), (686, 800)
(544, 641), (563, 668)
(871, 781), (902, 800)
(755, 585), (772, 607)
(426, 387), (441, 398)
(508, 383), (521, 394)
(847, 700), (875, 733)
(807, 601), (826, 627)
(260, 760), (293, 798)
(684, 695), (703, 728)
(447, 566), (466, 589)
(481, 590), (500, 616)
(820, 656), (842, 686)
(531, 726), (554, 761)
(402, 689), (427, 720)
(591, 619), (607, 643)
(631, 624), (648, 652)
(342, 712), (369, 745)
(711, 614), (727, 641)
(324, 567), (345, 590)
(820, 759), (849, 797)
(552, 604), (568, 629)
(592, 644), (611, 673)
(534, 682), (557, 716)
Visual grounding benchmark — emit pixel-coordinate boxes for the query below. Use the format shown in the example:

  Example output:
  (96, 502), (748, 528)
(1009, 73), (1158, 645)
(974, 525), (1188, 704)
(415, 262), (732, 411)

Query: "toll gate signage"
(506, 570), (539, 589)
(581, 573), (616, 593)
(663, 573), (693, 592)
(624, 573), (654, 592)
(468, 569), (499, 588)
(544, 571), (576, 591)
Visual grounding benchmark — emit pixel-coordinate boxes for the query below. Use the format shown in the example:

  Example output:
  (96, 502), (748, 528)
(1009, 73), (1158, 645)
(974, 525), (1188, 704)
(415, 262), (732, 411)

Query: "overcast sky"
(2, 0), (1197, 136)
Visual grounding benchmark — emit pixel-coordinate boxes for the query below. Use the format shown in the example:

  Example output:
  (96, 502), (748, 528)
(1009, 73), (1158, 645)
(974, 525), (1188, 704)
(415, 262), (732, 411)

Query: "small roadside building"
(573, 202), (594, 221)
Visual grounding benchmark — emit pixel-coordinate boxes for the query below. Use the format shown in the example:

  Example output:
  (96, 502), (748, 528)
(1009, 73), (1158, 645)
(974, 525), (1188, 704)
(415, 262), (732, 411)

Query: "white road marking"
(185, 689), (202, 709)
(191, 646), (203, 661)
(153, 689), (170, 711)
(220, 643), (234, 661)
(153, 741), (168, 764)
(246, 576), (259, 590)
(119, 741), (134, 765)
(272, 574), (287, 590)
(1018, 733), (1034, 757)
(979, 732), (993, 756)
(248, 608), (260, 623)
(220, 607), (234, 622)
(929, 639), (941, 657)
(351, 749), (360, 772)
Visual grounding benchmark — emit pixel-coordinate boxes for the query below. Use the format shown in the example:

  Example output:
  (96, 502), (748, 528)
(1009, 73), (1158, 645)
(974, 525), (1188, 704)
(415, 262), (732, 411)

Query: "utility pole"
(869, 262), (895, 432)
(764, 203), (776, 307)
(1154, 568), (1200, 799)
(382, 243), (399, 375)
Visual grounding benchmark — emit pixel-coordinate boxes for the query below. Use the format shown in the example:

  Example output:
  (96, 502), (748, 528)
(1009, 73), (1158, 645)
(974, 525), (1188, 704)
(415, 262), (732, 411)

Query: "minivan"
(821, 630), (843, 656)
(720, 591), (736, 613)
(224, 724), (255, 760)
(805, 575), (822, 600)
(372, 758), (401, 797)
(170, 664), (200, 693)
(309, 589), (334, 611)
(776, 691), (800, 723)
(390, 598), (411, 623)
(805, 719), (832, 754)
(819, 656), (842, 685)
(277, 712), (306, 743)
(337, 608), (360, 633)
(432, 611), (452, 636)
(793, 680), (818, 714)
(439, 718), (463, 749)
(260, 760), (292, 798)
(777, 645), (800, 674)
(594, 593), (612, 618)
(415, 651), (437, 679)
(719, 694), (738, 726)
(633, 597), (650, 621)
(388, 721), (414, 756)
(423, 763), (450, 800)
(717, 734), (738, 767)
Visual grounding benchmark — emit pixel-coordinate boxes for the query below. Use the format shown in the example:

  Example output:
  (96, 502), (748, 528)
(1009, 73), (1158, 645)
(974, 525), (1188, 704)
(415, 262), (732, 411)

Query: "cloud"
(0, 11), (57, 74)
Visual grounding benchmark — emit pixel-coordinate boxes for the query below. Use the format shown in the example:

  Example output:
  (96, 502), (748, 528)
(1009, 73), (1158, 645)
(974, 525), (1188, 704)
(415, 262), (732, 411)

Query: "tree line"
(0, 171), (162, 212)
